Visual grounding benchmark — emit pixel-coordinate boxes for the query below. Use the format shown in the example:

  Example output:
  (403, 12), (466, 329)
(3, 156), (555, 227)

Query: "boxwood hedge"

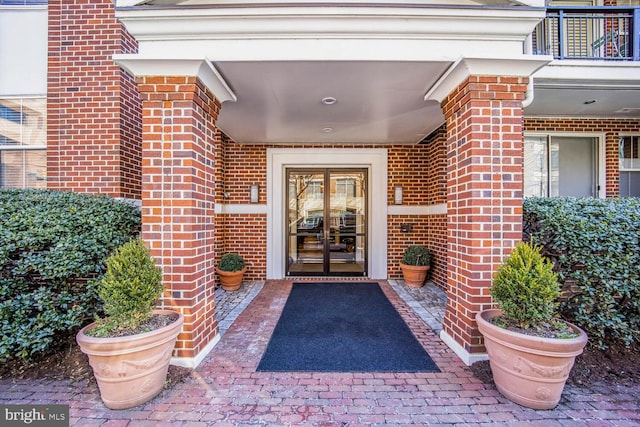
(0, 189), (141, 362)
(524, 197), (640, 348)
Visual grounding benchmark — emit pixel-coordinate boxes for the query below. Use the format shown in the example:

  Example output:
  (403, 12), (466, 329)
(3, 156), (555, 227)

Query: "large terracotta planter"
(76, 309), (184, 410)
(216, 266), (247, 291)
(400, 263), (430, 288)
(476, 309), (588, 410)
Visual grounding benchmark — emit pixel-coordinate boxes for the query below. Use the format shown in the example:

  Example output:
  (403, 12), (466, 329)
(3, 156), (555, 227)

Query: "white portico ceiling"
(114, 1), (549, 144)
(214, 61), (450, 144)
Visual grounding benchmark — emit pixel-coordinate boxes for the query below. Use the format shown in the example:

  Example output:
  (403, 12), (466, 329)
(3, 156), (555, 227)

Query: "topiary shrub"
(524, 197), (640, 348)
(88, 238), (164, 337)
(217, 253), (246, 272)
(0, 189), (140, 361)
(491, 241), (561, 330)
(401, 245), (431, 266)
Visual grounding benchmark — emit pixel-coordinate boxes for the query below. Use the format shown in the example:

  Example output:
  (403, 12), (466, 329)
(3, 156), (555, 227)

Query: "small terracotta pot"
(476, 309), (588, 410)
(216, 266), (247, 291)
(76, 309), (184, 409)
(400, 263), (430, 287)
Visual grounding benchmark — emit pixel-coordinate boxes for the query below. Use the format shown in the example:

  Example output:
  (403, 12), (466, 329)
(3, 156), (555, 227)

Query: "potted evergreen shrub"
(76, 238), (184, 410)
(399, 244), (431, 287)
(476, 241), (588, 410)
(216, 253), (247, 291)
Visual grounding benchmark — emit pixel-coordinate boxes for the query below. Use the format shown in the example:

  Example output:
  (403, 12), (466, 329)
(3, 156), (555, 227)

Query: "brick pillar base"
(137, 75), (220, 366)
(441, 76), (527, 365)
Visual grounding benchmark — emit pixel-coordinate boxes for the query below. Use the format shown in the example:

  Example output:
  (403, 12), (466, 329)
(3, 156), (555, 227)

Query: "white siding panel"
(0, 7), (47, 96)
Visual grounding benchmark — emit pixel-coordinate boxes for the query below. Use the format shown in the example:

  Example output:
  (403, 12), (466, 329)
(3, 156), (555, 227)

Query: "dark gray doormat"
(256, 282), (440, 372)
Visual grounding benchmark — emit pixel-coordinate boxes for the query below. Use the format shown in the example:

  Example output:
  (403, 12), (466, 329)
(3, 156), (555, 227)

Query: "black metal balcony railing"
(533, 6), (640, 61)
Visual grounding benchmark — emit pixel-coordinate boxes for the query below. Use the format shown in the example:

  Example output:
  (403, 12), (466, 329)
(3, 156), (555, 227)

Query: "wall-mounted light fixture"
(394, 185), (403, 205)
(250, 184), (259, 203)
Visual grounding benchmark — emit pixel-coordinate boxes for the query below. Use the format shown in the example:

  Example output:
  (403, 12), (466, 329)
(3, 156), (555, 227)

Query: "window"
(0, 98), (46, 188)
(0, 1), (47, 5)
(524, 135), (599, 198)
(620, 136), (640, 197)
(336, 179), (356, 198)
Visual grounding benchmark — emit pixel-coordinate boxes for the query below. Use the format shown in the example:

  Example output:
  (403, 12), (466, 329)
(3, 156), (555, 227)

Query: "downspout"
(522, 34), (535, 108)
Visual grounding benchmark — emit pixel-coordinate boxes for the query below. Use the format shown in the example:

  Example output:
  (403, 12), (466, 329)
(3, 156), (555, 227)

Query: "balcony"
(533, 6), (639, 61)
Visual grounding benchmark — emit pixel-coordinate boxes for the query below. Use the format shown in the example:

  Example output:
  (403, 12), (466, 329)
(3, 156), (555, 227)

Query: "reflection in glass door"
(286, 169), (367, 276)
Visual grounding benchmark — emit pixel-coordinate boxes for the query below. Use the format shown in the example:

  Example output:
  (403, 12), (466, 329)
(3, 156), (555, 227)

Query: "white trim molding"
(114, 4), (546, 62)
(215, 204), (268, 215)
(112, 56), (237, 104)
(387, 203), (447, 216)
(267, 148), (388, 280)
(425, 56), (552, 102)
(440, 330), (489, 366)
(171, 333), (220, 369)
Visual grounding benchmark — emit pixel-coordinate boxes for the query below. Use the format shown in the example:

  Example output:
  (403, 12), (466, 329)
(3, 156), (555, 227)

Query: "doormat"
(256, 282), (440, 372)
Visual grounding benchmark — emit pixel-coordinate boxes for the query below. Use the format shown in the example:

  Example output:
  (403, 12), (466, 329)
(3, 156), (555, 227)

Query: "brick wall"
(525, 118), (640, 198)
(442, 76), (528, 355)
(137, 75), (220, 359)
(218, 141), (448, 287)
(47, 0), (141, 199)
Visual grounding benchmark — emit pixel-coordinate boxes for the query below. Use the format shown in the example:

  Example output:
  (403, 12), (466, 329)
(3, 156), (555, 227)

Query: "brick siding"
(47, 0), (141, 199)
(219, 140), (448, 288)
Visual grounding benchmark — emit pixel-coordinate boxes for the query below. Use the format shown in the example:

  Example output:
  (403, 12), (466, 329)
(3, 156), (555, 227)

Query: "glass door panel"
(327, 171), (366, 275)
(286, 169), (367, 276)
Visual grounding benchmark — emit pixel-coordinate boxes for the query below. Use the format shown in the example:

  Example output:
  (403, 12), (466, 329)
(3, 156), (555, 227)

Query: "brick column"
(441, 76), (528, 362)
(137, 75), (220, 363)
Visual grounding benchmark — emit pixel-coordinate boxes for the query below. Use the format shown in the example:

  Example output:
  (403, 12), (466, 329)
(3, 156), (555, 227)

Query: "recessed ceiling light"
(321, 97), (337, 105)
(322, 127), (333, 133)
(583, 99), (597, 105)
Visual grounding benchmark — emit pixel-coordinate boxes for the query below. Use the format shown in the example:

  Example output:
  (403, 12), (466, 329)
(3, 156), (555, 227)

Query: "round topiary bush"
(218, 253), (246, 272)
(401, 245), (431, 266)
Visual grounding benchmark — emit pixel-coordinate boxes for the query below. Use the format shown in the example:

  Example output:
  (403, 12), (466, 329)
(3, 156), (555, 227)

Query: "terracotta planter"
(216, 266), (247, 291)
(76, 309), (184, 410)
(476, 309), (588, 410)
(400, 263), (430, 288)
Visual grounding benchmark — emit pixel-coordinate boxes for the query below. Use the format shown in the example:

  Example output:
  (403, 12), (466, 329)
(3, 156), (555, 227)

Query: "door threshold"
(286, 276), (375, 281)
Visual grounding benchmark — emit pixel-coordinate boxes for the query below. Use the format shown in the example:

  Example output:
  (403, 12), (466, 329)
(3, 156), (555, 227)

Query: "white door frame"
(266, 148), (388, 279)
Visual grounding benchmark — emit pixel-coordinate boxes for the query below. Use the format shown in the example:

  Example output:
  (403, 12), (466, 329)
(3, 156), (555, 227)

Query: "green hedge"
(0, 189), (141, 361)
(524, 197), (640, 348)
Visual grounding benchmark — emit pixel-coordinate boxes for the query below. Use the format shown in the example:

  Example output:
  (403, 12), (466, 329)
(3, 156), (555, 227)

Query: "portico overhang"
(114, 1), (551, 144)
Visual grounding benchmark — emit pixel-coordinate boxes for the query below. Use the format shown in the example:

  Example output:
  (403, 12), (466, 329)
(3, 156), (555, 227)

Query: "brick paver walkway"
(1, 280), (639, 426)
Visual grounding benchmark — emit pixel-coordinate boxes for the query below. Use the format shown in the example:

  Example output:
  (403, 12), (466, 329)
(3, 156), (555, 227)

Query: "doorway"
(286, 168), (367, 276)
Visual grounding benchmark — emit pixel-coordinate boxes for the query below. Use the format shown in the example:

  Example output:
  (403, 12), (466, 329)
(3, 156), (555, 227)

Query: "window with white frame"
(524, 135), (599, 198)
(0, 98), (47, 188)
(620, 136), (640, 197)
(0, 1), (47, 5)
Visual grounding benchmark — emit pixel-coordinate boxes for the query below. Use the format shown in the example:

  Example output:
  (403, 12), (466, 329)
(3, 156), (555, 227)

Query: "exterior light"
(394, 185), (403, 205)
(250, 185), (259, 203)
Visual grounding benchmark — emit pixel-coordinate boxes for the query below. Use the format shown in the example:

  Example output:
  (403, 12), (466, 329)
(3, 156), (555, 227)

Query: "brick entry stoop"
(1, 280), (639, 426)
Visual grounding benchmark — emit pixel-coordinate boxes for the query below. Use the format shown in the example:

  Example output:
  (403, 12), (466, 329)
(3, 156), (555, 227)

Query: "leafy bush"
(401, 245), (431, 266)
(524, 197), (640, 348)
(491, 241), (561, 329)
(89, 239), (164, 337)
(0, 189), (140, 361)
(217, 253), (246, 272)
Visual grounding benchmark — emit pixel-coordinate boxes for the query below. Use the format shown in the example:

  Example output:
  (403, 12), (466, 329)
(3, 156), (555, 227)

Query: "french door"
(286, 168), (367, 276)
